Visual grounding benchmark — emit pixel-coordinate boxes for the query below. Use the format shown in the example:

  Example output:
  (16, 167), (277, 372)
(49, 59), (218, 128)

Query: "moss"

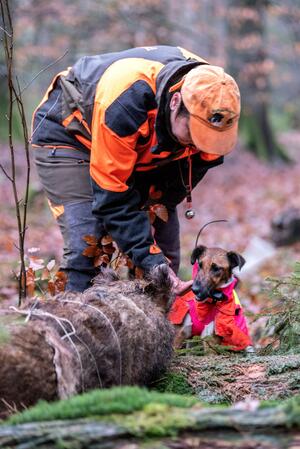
(151, 372), (193, 396)
(288, 373), (300, 390)
(109, 403), (196, 437)
(8, 386), (198, 425)
(196, 388), (229, 404)
(55, 440), (82, 449)
(267, 358), (300, 376)
(283, 395), (300, 427)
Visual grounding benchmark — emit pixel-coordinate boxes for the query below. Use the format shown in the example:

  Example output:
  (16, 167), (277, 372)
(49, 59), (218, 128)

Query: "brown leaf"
(101, 235), (113, 245)
(82, 235), (98, 246)
(26, 267), (36, 297)
(152, 204), (168, 222)
(82, 246), (101, 257)
(148, 210), (156, 224)
(55, 271), (67, 293)
(48, 279), (56, 296)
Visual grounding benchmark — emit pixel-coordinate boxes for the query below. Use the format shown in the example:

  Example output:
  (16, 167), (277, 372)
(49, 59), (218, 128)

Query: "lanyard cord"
(186, 150), (192, 208)
(178, 149), (195, 219)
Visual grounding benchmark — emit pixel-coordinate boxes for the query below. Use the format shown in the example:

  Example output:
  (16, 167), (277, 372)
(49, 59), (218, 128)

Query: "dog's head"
(190, 245), (245, 301)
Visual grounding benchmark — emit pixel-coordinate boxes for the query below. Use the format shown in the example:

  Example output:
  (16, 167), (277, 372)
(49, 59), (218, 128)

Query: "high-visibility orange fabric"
(168, 288), (252, 351)
(31, 46), (224, 273)
(90, 57), (201, 192)
(168, 290), (194, 324)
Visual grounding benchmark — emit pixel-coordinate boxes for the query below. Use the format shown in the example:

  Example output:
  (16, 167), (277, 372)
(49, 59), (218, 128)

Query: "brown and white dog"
(169, 245), (253, 351)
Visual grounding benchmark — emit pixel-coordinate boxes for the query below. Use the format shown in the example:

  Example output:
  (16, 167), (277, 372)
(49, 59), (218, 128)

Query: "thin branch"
(0, 23), (11, 37)
(0, 163), (13, 182)
(1, 0), (27, 302)
(30, 92), (61, 141)
(13, 49), (69, 101)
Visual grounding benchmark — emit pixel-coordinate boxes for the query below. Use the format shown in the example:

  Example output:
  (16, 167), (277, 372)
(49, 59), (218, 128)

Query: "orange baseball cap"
(181, 65), (241, 155)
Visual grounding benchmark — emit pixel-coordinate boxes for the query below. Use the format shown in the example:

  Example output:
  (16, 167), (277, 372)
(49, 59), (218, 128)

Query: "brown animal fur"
(0, 266), (174, 418)
(173, 245), (245, 349)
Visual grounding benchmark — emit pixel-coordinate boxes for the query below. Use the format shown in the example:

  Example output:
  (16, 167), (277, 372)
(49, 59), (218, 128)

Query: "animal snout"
(192, 280), (210, 302)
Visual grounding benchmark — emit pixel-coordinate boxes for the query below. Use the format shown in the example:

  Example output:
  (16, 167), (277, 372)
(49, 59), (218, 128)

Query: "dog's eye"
(211, 263), (221, 273)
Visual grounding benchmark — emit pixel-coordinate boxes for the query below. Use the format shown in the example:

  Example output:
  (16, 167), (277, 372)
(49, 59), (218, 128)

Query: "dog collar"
(218, 276), (235, 288)
(215, 276), (237, 301)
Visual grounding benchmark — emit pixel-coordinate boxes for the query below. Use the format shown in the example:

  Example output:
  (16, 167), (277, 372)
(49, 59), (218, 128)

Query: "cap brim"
(189, 116), (239, 155)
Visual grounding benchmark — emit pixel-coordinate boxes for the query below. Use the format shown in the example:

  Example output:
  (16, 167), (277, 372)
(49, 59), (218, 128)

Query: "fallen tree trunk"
(1, 386), (300, 449)
(2, 267), (300, 421)
(164, 353), (300, 403)
(0, 269), (174, 418)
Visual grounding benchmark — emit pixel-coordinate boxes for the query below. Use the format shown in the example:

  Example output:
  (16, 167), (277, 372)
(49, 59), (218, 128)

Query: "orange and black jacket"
(32, 46), (223, 271)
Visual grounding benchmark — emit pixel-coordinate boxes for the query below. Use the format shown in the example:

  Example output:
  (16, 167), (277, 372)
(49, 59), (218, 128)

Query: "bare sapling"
(0, 0), (30, 303)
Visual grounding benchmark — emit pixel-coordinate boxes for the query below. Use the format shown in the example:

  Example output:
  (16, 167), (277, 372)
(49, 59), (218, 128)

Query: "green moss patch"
(110, 403), (196, 437)
(8, 386), (198, 425)
(152, 372), (193, 395)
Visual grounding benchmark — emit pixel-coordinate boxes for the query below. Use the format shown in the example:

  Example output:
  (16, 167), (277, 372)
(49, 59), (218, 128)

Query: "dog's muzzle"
(192, 281), (226, 302)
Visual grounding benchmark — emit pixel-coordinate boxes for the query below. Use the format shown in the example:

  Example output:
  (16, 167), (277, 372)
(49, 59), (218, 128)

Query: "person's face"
(169, 92), (196, 148)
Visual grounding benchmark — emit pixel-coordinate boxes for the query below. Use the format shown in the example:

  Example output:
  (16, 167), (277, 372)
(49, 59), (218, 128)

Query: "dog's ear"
(227, 251), (246, 271)
(191, 245), (207, 265)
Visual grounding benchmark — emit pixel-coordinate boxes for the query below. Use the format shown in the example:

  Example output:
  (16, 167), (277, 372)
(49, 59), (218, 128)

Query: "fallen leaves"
(148, 204), (168, 224)
(82, 234), (115, 267)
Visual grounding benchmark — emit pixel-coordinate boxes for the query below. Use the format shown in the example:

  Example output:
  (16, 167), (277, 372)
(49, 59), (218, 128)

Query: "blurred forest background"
(1, 0), (300, 329)
(1, 0), (300, 157)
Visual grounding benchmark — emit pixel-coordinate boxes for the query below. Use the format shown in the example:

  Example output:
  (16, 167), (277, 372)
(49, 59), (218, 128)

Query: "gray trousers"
(34, 147), (180, 292)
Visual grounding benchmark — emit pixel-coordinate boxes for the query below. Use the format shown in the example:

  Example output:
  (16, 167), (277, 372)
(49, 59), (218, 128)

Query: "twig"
(0, 162), (13, 182)
(30, 92), (61, 140)
(13, 50), (68, 101)
(0, 23), (11, 37)
(0, 0), (28, 303)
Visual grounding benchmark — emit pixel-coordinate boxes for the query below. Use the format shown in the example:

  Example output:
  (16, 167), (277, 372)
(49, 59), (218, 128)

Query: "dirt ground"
(1, 132), (300, 344)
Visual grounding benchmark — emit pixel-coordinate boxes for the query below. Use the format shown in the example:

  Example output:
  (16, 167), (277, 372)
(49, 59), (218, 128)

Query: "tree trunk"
(0, 385), (299, 449)
(227, 0), (288, 161)
(0, 270), (175, 419)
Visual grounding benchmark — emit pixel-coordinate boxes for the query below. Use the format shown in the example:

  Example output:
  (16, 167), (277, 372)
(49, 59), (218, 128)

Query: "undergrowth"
(151, 373), (193, 395)
(262, 262), (300, 354)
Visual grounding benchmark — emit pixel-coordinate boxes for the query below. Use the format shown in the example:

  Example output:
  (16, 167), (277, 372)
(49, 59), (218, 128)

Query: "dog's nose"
(192, 282), (210, 302)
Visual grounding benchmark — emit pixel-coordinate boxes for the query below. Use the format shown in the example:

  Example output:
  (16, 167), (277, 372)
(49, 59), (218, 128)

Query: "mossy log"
(0, 269), (174, 419)
(1, 386), (300, 449)
(161, 353), (300, 403)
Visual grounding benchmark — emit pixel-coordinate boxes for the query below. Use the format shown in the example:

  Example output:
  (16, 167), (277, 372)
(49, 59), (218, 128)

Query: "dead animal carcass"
(0, 267), (174, 418)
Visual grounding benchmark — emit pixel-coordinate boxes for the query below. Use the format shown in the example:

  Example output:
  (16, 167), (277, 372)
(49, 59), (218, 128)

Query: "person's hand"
(167, 266), (193, 296)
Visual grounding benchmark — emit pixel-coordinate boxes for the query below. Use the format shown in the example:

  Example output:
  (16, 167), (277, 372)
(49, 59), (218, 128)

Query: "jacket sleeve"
(91, 179), (167, 271)
(90, 72), (167, 271)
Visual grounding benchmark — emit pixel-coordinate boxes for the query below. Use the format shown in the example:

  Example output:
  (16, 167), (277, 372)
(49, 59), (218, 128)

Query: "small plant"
(24, 247), (66, 297)
(262, 262), (300, 353)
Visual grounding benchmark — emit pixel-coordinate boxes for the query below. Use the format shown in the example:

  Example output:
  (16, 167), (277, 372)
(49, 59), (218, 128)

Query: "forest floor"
(1, 132), (300, 347)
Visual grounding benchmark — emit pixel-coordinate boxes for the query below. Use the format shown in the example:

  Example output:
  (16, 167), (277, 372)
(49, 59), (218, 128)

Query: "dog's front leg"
(173, 313), (193, 349)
